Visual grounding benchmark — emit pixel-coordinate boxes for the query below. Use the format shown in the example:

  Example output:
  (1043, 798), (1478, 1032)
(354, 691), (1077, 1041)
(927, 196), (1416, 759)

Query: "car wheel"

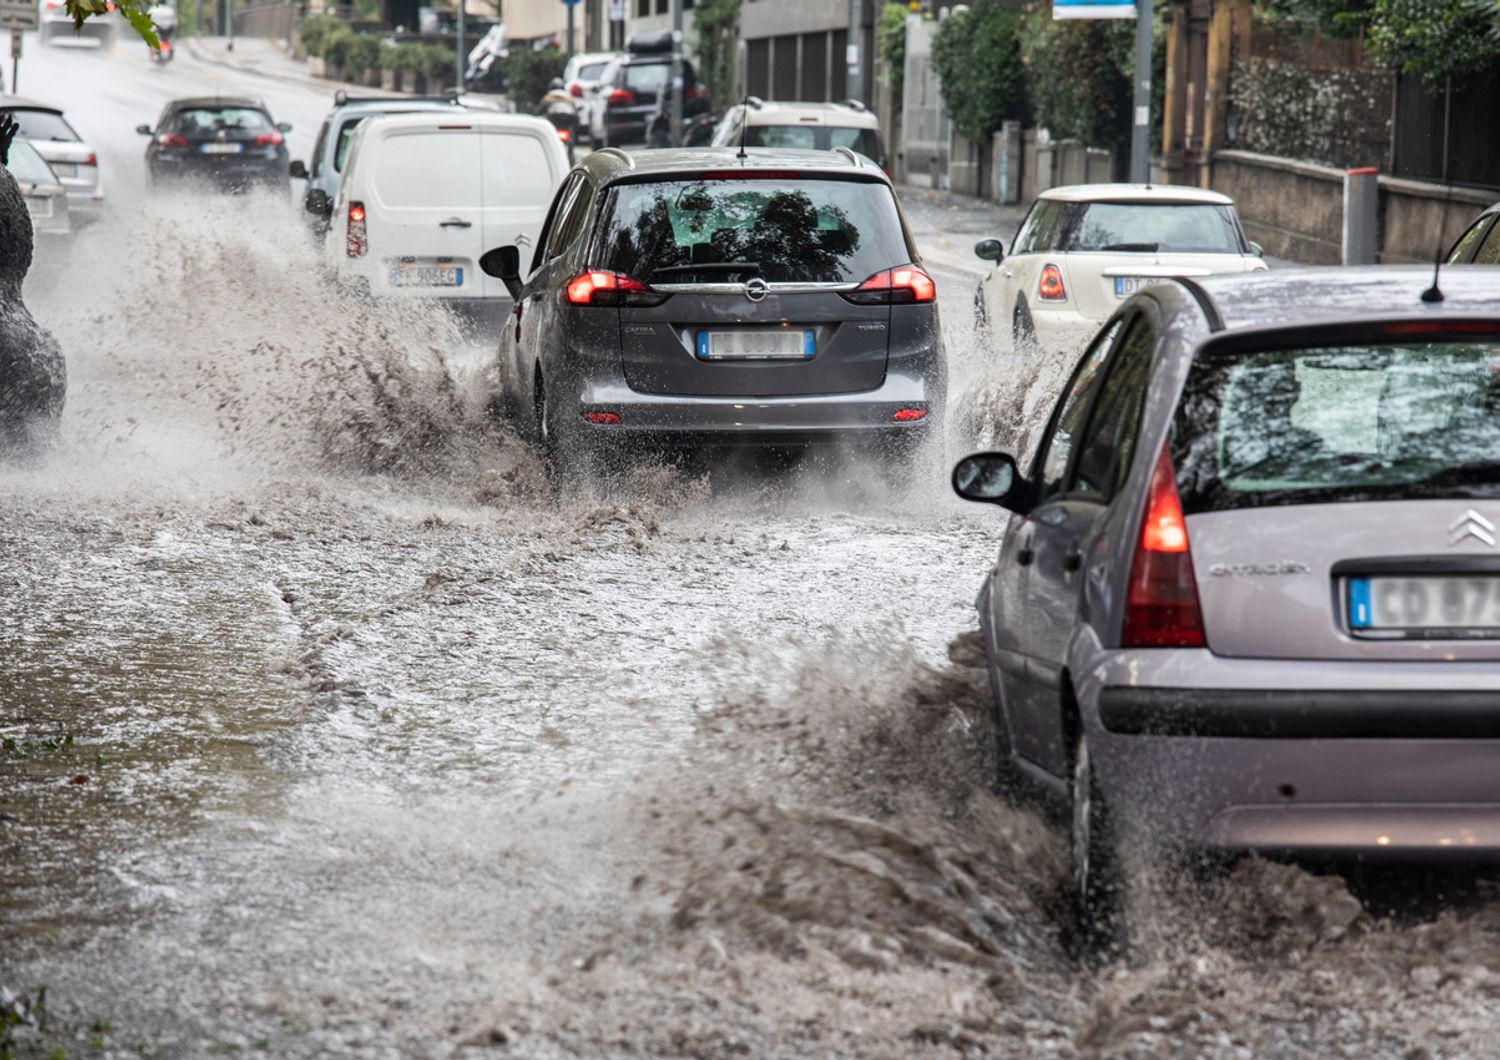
(1013, 299), (1037, 353)
(1069, 728), (1127, 956)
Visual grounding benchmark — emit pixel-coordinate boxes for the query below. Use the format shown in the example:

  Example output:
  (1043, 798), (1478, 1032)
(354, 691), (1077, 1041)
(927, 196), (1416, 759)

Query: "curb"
(182, 36), (384, 97)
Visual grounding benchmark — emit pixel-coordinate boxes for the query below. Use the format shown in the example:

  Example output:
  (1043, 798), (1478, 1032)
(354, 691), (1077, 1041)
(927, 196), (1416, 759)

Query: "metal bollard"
(1342, 167), (1379, 265)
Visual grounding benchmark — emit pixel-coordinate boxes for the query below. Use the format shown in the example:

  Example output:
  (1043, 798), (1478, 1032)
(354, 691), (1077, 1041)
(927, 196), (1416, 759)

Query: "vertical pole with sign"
(607, 0), (623, 49)
(565, 0), (574, 58)
(1053, 0), (1152, 183)
(11, 31), (20, 95)
(1, 0), (40, 92)
(456, 0), (465, 90)
(669, 0), (683, 146)
(846, 0), (859, 101)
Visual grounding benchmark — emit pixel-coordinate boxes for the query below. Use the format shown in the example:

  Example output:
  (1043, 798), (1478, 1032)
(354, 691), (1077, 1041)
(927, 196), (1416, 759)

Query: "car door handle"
(1062, 550), (1083, 573)
(439, 218), (473, 228)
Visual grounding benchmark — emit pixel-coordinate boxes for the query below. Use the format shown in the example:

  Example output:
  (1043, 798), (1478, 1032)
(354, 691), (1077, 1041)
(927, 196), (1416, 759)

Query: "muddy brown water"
(5, 196), (1500, 1059)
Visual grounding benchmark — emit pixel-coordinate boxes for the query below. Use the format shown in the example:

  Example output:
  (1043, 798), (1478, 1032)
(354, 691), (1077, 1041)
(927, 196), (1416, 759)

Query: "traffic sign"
(0, 0), (40, 33)
(608, 0), (625, 19)
(561, 0), (581, 7)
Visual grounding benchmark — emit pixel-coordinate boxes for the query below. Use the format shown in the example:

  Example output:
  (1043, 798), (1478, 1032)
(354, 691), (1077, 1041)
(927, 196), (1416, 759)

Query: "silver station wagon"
(953, 267), (1500, 944)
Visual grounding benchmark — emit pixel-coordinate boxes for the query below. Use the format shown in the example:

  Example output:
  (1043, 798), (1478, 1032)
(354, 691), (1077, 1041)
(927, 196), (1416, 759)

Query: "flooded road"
(8, 36), (1500, 1060)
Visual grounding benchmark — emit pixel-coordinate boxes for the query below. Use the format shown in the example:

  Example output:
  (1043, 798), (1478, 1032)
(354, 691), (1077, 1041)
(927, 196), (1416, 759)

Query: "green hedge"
(931, 0), (1024, 144)
(504, 47), (567, 114)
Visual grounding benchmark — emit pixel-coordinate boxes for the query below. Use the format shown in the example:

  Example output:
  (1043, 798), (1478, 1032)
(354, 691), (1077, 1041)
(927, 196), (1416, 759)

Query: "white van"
(329, 112), (568, 307)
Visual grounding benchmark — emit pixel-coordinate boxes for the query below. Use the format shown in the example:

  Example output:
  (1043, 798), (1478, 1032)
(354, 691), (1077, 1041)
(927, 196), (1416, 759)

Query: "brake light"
(697, 170), (802, 180)
(607, 88), (635, 105)
(892, 408), (927, 422)
(156, 133), (189, 148)
(1121, 446), (1205, 648)
(686, 85), (708, 100)
(1383, 321), (1500, 335)
(582, 411), (621, 425)
(562, 270), (666, 307)
(81, 153), (97, 166)
(842, 265), (937, 306)
(569, 83), (583, 98)
(346, 202), (367, 258)
(254, 131), (283, 147)
(1038, 264), (1067, 302)
(556, 127), (572, 143)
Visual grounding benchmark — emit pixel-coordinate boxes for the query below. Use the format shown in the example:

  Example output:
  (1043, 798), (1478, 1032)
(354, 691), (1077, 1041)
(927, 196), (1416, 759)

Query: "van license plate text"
(1348, 575), (1500, 636)
(390, 266), (462, 287)
(696, 329), (815, 360)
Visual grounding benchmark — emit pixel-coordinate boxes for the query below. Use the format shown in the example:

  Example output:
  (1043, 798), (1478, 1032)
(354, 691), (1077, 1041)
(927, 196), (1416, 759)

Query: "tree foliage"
(504, 47), (568, 114)
(931, 0), (1025, 143)
(64, 0), (157, 47)
(1366, 0), (1500, 80)
(876, 2), (908, 100)
(693, 0), (743, 109)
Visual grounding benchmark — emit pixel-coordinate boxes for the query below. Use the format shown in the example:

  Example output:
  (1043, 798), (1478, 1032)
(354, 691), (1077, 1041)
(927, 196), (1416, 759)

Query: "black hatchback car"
(137, 97), (292, 192)
(481, 146), (944, 471)
(586, 45), (710, 148)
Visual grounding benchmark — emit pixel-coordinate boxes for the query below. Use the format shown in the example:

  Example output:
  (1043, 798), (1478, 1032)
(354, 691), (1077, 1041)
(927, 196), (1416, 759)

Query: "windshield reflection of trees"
(602, 184), (864, 282)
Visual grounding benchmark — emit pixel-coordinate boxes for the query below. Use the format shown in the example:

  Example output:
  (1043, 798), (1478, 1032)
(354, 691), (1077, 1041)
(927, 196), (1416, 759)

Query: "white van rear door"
(478, 128), (567, 301)
(367, 126), (483, 295)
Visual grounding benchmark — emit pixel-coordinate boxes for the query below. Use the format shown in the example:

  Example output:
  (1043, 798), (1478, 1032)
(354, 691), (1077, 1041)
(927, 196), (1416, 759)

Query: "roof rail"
(1174, 276), (1225, 332)
(841, 98), (867, 112)
(745, 95), (764, 109)
(333, 90), (464, 107)
(831, 146), (862, 167)
(594, 146), (636, 169)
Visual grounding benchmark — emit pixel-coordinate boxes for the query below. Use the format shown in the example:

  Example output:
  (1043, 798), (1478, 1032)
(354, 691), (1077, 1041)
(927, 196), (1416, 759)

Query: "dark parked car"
(137, 97), (292, 193)
(481, 146), (944, 473)
(952, 267), (1500, 949)
(585, 37), (710, 148)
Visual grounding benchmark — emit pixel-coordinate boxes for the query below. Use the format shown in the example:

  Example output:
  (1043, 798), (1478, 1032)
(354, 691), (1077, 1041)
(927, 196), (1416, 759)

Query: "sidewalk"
(182, 35), (394, 97)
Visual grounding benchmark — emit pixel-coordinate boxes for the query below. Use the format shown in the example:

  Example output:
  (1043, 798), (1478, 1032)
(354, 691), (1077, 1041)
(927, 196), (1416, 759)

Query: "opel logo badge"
(744, 277), (769, 303)
(1449, 509), (1497, 547)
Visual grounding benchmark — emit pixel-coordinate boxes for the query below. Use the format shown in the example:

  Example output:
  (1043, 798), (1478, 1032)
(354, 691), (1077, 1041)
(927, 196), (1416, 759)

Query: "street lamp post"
(456, 0), (466, 91)
(1128, 0), (1153, 182)
(846, 0), (858, 101)
(669, 0), (683, 145)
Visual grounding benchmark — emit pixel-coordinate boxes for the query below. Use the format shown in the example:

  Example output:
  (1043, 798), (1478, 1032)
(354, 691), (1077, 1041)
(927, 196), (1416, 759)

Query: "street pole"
(1128, 0), (1153, 183)
(456, 0), (465, 90)
(845, 0), (858, 101)
(565, 0), (573, 59)
(669, 0), (682, 146)
(11, 32), (20, 95)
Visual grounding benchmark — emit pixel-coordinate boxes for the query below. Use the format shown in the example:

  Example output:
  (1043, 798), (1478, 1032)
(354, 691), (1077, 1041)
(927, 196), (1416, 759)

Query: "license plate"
(53, 162), (79, 177)
(696, 329), (814, 360)
(1114, 276), (1147, 297)
(25, 197), (53, 219)
(200, 143), (243, 154)
(389, 264), (463, 287)
(1348, 575), (1500, 636)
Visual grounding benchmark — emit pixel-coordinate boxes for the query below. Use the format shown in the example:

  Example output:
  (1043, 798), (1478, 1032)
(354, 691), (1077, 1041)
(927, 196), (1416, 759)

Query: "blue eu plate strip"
(697, 332), (710, 358)
(803, 330), (815, 356)
(1348, 577), (1372, 629)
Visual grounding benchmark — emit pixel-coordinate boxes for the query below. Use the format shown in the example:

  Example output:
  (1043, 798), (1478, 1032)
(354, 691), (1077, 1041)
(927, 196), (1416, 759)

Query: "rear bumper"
(1077, 651), (1500, 859)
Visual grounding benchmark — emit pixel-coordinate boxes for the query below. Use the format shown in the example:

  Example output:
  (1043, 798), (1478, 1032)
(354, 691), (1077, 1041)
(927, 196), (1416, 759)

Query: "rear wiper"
(648, 262), (761, 280)
(1100, 242), (1160, 252)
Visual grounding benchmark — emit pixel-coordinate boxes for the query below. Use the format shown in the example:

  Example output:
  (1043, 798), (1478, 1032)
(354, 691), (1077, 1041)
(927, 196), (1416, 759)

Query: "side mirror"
(306, 188), (332, 218)
(1248, 240), (1264, 257)
(136, 124), (153, 135)
(277, 122), (294, 133)
(952, 452), (1027, 511)
(974, 238), (1004, 262)
(480, 245), (523, 300)
(288, 159), (309, 180)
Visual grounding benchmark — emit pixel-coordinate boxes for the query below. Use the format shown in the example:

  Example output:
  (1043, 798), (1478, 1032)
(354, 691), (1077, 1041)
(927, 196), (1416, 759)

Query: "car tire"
(1013, 299), (1037, 353)
(1069, 728), (1127, 957)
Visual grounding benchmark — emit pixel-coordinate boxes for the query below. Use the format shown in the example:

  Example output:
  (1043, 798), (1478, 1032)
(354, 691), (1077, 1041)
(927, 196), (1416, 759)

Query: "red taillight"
(607, 88), (635, 105)
(1121, 446), (1205, 649)
(562, 270), (665, 307)
(1038, 263), (1067, 302)
(843, 265), (937, 306)
(254, 131), (283, 147)
(892, 408), (927, 422)
(346, 202), (367, 258)
(157, 133), (189, 148)
(81, 153), (98, 166)
(568, 83), (583, 98)
(556, 128), (572, 143)
(686, 85), (708, 100)
(582, 411), (621, 425)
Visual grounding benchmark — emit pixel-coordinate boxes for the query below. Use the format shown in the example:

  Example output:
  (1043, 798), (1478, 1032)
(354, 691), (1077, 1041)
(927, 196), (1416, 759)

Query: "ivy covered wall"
(1227, 57), (1393, 169)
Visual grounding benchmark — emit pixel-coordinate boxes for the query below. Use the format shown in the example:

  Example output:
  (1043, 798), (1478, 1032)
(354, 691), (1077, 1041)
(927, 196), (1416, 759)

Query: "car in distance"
(973, 184), (1267, 351)
(480, 146), (943, 473)
(291, 91), (477, 234)
(563, 50), (621, 102)
(39, 0), (113, 46)
(10, 136), (72, 246)
(584, 35), (709, 148)
(0, 96), (103, 225)
(138, 97), (292, 193)
(710, 98), (888, 171)
(951, 267), (1500, 948)
(1445, 200), (1500, 265)
(328, 111), (568, 317)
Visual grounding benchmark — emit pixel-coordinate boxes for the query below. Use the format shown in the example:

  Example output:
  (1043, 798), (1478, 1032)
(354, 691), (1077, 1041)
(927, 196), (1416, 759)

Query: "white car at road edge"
(973, 183), (1268, 351)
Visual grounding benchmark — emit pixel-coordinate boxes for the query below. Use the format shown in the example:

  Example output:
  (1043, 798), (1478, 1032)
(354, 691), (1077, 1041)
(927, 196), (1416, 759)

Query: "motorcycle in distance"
(150, 36), (174, 63)
(540, 77), (579, 163)
(147, 1), (176, 63)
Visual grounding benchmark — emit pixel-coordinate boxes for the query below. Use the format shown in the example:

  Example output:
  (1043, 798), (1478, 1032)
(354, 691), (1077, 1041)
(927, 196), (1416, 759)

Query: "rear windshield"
(1173, 341), (1500, 513)
(576, 61), (610, 81)
(742, 125), (883, 161)
(8, 140), (57, 185)
(1067, 202), (1245, 254)
(596, 177), (910, 284)
(171, 107), (271, 136)
(623, 62), (671, 91)
(8, 109), (78, 142)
